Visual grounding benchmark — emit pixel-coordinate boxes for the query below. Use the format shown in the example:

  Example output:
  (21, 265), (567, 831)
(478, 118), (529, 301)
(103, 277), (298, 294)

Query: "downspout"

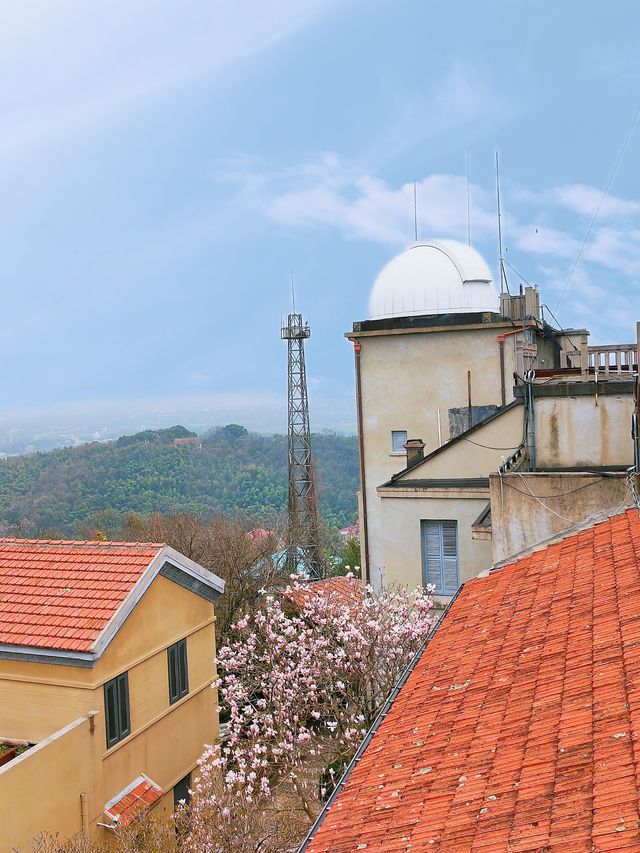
(80, 792), (89, 835)
(499, 339), (506, 406)
(353, 340), (370, 584)
(525, 368), (537, 472)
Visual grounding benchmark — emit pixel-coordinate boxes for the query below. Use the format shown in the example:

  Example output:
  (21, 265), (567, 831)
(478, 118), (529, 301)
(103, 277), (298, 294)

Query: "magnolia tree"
(188, 577), (435, 852)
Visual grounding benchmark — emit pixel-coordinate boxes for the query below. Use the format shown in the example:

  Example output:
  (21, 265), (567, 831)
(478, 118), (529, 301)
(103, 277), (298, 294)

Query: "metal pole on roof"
(466, 150), (471, 247)
(413, 180), (418, 243)
(495, 149), (509, 296)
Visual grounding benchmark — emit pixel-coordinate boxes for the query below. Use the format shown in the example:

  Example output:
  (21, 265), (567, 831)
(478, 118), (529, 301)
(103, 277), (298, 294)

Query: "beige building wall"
(0, 714), (100, 851)
(356, 322), (520, 588)
(535, 393), (634, 469)
(394, 404), (523, 481)
(490, 472), (632, 563)
(377, 488), (493, 594)
(0, 575), (219, 851)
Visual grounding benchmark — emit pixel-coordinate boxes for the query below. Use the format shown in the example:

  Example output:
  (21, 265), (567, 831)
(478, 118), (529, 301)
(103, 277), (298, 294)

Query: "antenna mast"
(281, 303), (323, 579)
(466, 150), (471, 246)
(413, 180), (418, 242)
(495, 149), (509, 295)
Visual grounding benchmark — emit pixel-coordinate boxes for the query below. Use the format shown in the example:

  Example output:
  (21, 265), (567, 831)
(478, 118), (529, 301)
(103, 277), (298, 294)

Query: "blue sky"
(1, 0), (639, 441)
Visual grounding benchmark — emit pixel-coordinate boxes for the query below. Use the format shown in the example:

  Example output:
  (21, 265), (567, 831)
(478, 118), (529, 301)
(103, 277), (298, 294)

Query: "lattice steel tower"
(281, 312), (323, 578)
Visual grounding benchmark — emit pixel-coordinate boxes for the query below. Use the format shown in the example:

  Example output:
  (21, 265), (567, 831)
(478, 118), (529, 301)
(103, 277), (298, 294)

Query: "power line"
(555, 103), (640, 313)
(463, 437), (521, 451)
(503, 259), (533, 288)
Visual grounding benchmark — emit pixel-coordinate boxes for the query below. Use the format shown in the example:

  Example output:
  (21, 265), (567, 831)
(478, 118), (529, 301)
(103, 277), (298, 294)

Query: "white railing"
(560, 344), (637, 375)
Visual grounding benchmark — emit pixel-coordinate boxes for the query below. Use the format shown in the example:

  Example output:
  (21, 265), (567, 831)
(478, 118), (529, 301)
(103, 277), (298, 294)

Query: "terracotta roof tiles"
(105, 774), (163, 827)
(0, 539), (163, 653)
(306, 509), (640, 852)
(282, 575), (363, 609)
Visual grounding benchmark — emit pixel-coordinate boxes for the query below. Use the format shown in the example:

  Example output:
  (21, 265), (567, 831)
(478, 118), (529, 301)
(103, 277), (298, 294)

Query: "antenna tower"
(281, 308), (323, 579)
(495, 149), (510, 295)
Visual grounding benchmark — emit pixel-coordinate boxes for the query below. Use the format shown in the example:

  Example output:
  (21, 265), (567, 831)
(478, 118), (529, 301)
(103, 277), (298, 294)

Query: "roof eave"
(0, 547), (225, 668)
(91, 547), (224, 661)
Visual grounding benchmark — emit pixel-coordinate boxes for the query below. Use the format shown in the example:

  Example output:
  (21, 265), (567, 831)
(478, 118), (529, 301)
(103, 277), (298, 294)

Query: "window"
(173, 773), (192, 809)
(168, 638), (189, 704)
(104, 672), (130, 748)
(391, 430), (408, 453)
(421, 520), (459, 595)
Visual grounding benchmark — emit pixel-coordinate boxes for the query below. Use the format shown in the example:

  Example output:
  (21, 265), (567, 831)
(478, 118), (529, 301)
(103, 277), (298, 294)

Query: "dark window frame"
(168, 638), (189, 704)
(104, 672), (131, 748)
(173, 772), (192, 809)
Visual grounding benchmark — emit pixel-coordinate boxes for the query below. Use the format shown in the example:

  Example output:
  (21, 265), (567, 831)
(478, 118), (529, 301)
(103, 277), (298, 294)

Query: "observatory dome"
(368, 240), (499, 320)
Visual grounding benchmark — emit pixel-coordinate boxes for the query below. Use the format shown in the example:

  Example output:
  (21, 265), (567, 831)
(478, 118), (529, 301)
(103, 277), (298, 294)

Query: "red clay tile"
(0, 539), (163, 652)
(105, 774), (163, 827)
(306, 509), (640, 852)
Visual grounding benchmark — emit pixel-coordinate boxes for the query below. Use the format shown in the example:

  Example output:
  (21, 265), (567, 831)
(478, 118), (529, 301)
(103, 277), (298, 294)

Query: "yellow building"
(0, 539), (224, 851)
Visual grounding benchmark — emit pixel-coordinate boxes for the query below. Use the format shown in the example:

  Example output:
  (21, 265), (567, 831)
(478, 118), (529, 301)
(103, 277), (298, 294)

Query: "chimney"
(404, 438), (425, 467)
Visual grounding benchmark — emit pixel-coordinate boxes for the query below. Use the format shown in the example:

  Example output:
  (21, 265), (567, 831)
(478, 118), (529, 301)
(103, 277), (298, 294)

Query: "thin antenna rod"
(413, 180), (418, 243)
(466, 150), (471, 246)
(290, 270), (296, 313)
(495, 149), (509, 295)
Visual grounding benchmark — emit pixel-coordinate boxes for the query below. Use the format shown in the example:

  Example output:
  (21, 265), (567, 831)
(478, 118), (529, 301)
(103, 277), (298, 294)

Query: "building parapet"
(0, 711), (100, 848)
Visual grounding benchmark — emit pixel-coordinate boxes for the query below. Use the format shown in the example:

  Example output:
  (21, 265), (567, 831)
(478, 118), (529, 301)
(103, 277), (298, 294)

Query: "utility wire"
(555, 102), (640, 313)
(463, 437), (521, 451)
(503, 259), (533, 288)
(514, 471), (577, 523)
(503, 473), (613, 500)
(541, 303), (580, 353)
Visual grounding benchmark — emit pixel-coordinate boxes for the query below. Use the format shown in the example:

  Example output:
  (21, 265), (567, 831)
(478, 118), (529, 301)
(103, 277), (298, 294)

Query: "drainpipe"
(497, 325), (533, 407)
(80, 792), (89, 835)
(353, 340), (369, 584)
(525, 368), (537, 471)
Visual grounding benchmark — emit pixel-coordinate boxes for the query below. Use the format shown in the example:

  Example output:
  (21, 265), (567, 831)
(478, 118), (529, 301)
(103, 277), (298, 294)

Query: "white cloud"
(214, 150), (640, 340)
(552, 184), (640, 218)
(511, 224), (580, 259)
(536, 264), (639, 342)
(222, 152), (497, 246)
(0, 0), (341, 161)
(511, 182), (640, 220)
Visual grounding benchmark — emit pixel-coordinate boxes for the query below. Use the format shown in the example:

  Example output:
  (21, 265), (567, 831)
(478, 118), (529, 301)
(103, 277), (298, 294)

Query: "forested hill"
(0, 425), (359, 535)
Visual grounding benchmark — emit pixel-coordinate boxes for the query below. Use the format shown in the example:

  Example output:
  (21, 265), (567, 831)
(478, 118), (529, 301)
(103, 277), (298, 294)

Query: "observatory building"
(350, 239), (636, 597)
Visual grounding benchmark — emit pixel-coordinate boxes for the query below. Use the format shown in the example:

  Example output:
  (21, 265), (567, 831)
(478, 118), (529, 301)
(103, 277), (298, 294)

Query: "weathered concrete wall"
(535, 393), (633, 469)
(448, 404), (500, 438)
(490, 472), (631, 563)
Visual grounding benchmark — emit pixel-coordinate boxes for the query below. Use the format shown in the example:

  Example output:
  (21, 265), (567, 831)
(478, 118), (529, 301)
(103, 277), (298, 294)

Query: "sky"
(1, 0), (640, 443)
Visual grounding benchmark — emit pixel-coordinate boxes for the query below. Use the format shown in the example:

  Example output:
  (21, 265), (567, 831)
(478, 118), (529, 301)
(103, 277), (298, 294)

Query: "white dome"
(368, 240), (499, 320)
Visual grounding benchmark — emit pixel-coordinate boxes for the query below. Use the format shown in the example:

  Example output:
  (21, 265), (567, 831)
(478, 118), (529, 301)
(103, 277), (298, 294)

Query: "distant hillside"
(0, 425), (359, 535)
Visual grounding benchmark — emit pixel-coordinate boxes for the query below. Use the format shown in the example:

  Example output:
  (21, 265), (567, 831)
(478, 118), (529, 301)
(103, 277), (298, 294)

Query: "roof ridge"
(0, 538), (164, 548)
(386, 400), (522, 484)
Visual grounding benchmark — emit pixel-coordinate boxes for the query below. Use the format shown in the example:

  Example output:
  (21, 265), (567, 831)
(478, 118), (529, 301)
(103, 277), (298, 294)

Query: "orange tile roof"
(282, 576), (363, 609)
(306, 509), (640, 852)
(105, 774), (163, 827)
(0, 539), (163, 652)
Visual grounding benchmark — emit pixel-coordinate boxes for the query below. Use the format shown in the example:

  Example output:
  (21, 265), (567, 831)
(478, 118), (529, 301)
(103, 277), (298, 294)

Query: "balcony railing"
(559, 344), (637, 376)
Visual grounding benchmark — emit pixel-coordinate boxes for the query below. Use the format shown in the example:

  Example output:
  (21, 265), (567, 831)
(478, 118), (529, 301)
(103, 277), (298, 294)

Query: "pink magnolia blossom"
(188, 579), (434, 851)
